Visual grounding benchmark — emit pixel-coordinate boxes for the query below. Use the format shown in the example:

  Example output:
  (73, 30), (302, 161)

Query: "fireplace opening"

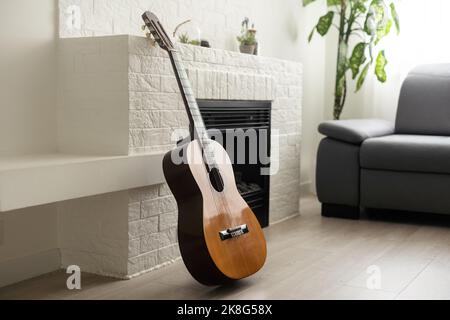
(198, 100), (271, 227)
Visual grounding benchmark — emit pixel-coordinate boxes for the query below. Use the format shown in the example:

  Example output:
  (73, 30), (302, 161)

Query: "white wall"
(0, 205), (59, 287)
(58, 0), (303, 62)
(0, 0), (60, 287)
(0, 0), (58, 156)
(58, 191), (129, 278)
(343, 1), (450, 122)
(251, 0), (303, 62)
(297, 2), (327, 193)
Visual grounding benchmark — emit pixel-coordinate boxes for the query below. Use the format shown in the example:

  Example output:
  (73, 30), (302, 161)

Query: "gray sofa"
(316, 64), (450, 219)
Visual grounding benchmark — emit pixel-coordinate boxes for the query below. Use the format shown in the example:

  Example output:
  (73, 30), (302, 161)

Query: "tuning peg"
(145, 33), (156, 47)
(141, 25), (147, 31)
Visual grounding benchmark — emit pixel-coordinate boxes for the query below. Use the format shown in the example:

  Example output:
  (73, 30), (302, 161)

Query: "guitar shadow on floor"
(195, 278), (258, 299)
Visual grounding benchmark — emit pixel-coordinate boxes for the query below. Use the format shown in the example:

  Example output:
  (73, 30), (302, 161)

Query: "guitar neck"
(169, 50), (209, 144)
(141, 12), (214, 170)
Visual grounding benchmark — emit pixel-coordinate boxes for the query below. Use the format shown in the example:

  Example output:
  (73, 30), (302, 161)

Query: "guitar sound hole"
(209, 167), (224, 192)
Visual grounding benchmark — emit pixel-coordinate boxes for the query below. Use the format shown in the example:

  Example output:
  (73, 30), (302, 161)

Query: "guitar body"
(163, 139), (267, 285)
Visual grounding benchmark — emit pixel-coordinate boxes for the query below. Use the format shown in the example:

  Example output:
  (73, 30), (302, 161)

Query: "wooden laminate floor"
(1, 195), (450, 300)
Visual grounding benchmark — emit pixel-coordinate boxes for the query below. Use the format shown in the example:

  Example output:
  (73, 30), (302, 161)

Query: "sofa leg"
(322, 203), (360, 220)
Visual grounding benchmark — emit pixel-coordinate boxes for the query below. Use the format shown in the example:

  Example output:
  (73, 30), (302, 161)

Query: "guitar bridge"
(219, 224), (249, 241)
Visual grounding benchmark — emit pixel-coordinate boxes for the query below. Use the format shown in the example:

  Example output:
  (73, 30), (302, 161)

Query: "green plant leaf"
(365, 0), (385, 36)
(353, 1), (368, 13)
(376, 19), (392, 44)
(390, 3), (400, 34)
(237, 31), (256, 45)
(364, 11), (376, 35)
(356, 62), (370, 92)
(316, 11), (334, 36)
(327, 0), (340, 6)
(375, 50), (387, 82)
(349, 42), (367, 79)
(308, 27), (315, 42)
(179, 32), (190, 44)
(303, 0), (317, 6)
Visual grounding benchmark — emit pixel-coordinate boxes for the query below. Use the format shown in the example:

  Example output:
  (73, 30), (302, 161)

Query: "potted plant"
(178, 32), (201, 46)
(237, 17), (258, 55)
(304, 0), (400, 119)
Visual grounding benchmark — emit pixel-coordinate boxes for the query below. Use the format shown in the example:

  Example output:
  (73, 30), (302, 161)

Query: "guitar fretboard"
(169, 49), (215, 168)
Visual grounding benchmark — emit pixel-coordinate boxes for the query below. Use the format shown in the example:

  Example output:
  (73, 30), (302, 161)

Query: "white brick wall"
(127, 185), (180, 276)
(59, 0), (252, 53)
(127, 36), (301, 155)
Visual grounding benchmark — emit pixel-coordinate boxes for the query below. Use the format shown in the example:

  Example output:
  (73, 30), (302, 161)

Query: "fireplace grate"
(199, 101), (271, 130)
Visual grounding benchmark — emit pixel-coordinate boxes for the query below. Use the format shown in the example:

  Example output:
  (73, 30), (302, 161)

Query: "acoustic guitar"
(142, 11), (267, 285)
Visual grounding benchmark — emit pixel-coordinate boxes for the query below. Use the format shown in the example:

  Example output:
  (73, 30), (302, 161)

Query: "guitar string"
(173, 52), (236, 228)
(171, 50), (235, 225)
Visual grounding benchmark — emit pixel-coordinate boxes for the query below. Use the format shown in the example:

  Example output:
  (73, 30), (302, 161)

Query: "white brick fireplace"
(55, 35), (302, 278)
(0, 35), (301, 285)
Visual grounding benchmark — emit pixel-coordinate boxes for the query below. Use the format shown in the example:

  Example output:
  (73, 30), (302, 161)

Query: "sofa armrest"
(318, 119), (394, 145)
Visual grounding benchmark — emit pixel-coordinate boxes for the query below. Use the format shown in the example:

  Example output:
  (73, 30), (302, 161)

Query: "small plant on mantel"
(237, 17), (258, 55)
(178, 32), (201, 46)
(304, 0), (400, 119)
(174, 19), (202, 46)
(178, 32), (190, 44)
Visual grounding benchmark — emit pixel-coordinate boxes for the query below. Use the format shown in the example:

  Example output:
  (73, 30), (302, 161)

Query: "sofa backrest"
(396, 64), (450, 135)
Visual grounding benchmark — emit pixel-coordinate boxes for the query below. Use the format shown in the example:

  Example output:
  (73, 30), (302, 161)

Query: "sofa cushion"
(396, 64), (450, 136)
(361, 134), (450, 174)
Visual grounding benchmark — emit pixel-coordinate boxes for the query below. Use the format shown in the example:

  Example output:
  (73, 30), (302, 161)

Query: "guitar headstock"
(142, 11), (175, 52)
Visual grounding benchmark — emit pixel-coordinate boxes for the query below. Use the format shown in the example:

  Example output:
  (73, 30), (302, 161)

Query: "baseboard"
(126, 256), (182, 280)
(270, 212), (300, 226)
(0, 248), (60, 288)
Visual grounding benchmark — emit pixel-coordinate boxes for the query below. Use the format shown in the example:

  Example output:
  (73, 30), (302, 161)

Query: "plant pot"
(239, 44), (256, 55)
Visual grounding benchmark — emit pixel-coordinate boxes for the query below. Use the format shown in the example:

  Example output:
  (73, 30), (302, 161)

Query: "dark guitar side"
(163, 140), (267, 285)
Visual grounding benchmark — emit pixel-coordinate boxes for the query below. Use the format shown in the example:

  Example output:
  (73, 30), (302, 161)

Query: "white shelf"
(0, 153), (165, 212)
